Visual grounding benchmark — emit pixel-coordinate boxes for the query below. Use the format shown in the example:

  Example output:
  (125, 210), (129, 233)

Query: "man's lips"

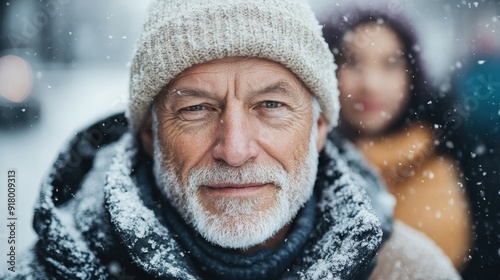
(201, 183), (273, 197)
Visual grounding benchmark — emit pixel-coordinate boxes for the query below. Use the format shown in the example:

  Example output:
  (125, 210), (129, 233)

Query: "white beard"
(152, 112), (320, 249)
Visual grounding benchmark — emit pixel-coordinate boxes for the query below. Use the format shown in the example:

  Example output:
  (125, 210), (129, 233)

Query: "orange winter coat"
(356, 123), (473, 270)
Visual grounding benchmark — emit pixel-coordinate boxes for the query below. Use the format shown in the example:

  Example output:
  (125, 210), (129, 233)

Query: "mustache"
(187, 162), (290, 190)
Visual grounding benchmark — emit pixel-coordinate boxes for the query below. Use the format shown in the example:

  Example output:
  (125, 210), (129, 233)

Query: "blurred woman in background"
(321, 8), (499, 278)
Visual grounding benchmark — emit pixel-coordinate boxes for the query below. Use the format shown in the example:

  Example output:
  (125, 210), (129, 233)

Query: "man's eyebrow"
(253, 81), (294, 95)
(166, 82), (295, 98)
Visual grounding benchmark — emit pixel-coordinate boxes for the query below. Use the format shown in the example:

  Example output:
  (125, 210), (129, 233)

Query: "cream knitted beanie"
(127, 0), (339, 132)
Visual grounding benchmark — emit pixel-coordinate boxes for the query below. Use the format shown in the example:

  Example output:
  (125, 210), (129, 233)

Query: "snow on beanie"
(127, 0), (340, 132)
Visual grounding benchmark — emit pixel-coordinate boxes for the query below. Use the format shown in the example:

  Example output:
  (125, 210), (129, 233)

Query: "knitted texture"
(127, 0), (339, 131)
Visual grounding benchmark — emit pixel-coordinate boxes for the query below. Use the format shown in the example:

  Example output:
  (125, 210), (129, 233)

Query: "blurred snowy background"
(0, 0), (498, 259)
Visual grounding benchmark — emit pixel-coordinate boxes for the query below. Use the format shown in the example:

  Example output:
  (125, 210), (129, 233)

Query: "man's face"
(147, 57), (327, 250)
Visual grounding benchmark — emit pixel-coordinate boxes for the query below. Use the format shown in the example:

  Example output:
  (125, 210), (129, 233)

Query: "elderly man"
(3, 0), (459, 279)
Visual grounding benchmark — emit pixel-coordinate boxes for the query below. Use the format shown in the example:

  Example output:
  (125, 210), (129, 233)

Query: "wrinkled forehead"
(158, 57), (314, 101)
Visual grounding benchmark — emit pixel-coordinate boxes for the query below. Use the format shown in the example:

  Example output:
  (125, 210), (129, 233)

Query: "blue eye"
(178, 104), (214, 121)
(183, 105), (205, 111)
(262, 101), (282, 108)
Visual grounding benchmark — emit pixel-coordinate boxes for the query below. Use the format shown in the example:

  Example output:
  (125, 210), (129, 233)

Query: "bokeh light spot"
(0, 55), (34, 103)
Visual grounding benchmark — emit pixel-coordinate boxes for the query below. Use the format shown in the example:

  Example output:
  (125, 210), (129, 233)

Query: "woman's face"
(336, 22), (411, 137)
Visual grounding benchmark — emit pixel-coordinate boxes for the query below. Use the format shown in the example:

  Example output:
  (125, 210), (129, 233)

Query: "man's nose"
(212, 108), (260, 167)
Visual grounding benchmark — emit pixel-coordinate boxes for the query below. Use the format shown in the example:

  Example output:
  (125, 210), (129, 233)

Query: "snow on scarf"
(3, 114), (385, 280)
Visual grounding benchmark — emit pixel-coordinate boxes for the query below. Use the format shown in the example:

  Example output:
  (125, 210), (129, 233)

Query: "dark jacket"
(2, 113), (386, 280)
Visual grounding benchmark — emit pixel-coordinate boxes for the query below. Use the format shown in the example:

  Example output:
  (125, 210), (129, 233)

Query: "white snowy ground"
(0, 65), (128, 258)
